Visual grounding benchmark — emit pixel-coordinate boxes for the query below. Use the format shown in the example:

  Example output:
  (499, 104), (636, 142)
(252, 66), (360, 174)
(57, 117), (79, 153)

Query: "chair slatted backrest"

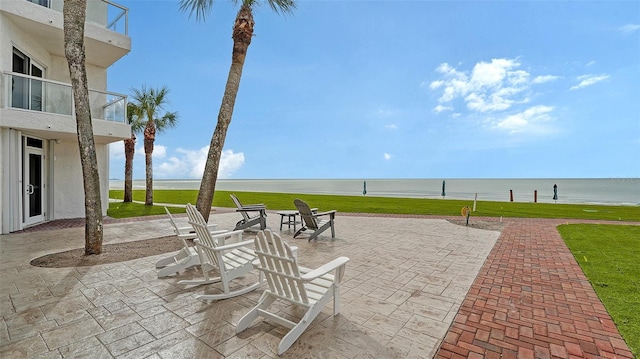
(294, 199), (318, 230)
(255, 230), (309, 305)
(189, 220), (223, 270)
(186, 204), (221, 268)
(231, 194), (251, 222)
(165, 207), (190, 248)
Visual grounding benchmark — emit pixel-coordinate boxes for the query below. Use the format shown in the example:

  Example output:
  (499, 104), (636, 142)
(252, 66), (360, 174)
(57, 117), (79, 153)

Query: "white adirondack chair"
(236, 229), (349, 355)
(177, 204), (264, 301)
(156, 207), (225, 278)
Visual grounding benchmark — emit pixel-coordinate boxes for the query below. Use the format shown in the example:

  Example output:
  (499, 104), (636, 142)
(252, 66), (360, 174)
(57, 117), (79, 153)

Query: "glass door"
(11, 49), (28, 109)
(12, 48), (44, 111)
(23, 137), (46, 226)
(30, 64), (44, 111)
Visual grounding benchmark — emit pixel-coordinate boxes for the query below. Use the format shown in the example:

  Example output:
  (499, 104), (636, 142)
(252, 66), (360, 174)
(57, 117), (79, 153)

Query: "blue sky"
(107, 0), (640, 180)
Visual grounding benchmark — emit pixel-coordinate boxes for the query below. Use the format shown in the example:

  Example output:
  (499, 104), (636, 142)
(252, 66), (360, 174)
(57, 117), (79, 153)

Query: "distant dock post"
(473, 193), (477, 212)
(534, 190), (537, 203)
(510, 190), (514, 202)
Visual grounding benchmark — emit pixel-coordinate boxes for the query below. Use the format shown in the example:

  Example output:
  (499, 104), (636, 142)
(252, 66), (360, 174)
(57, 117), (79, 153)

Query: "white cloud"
(383, 153), (392, 160)
(470, 59), (520, 88)
(433, 105), (452, 113)
(428, 80), (444, 89)
(152, 145), (167, 159)
(218, 149), (245, 178)
(618, 24), (640, 34)
(532, 75), (559, 84)
(570, 74), (609, 90)
(427, 58), (582, 138)
(494, 105), (554, 134)
(585, 60), (596, 67)
(430, 58), (536, 113)
(155, 146), (244, 179)
(384, 124), (398, 130)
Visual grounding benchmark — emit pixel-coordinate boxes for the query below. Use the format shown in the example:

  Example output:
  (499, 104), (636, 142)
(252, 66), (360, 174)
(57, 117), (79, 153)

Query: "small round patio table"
(276, 210), (300, 232)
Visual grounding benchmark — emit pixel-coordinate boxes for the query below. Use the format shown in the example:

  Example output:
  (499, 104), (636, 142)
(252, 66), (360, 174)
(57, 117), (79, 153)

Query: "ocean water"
(109, 178), (640, 206)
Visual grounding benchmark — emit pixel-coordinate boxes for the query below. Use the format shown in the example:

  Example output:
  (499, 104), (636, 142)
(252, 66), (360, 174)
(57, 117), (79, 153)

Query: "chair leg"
(236, 292), (276, 333)
(155, 247), (189, 268)
(332, 286), (340, 315)
(294, 227), (306, 238)
(278, 301), (325, 355)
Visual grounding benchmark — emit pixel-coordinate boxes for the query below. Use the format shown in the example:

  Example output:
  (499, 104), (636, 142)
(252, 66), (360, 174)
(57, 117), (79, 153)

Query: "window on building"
(11, 48), (44, 111)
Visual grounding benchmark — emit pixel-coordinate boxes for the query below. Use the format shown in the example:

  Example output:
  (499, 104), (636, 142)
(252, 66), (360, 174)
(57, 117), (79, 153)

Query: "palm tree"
(123, 102), (145, 202)
(179, 0), (296, 221)
(63, 0), (103, 255)
(130, 86), (178, 205)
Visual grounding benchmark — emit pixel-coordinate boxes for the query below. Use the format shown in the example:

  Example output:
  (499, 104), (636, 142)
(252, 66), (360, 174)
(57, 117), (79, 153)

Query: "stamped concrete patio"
(0, 210), (634, 358)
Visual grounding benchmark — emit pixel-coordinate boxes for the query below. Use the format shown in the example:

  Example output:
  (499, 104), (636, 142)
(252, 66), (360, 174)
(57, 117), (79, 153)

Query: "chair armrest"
(178, 229), (228, 244)
(210, 229), (243, 244)
(177, 233), (196, 241)
(208, 229), (230, 245)
(301, 256), (349, 281)
(236, 207), (266, 213)
(196, 239), (255, 252)
(176, 223), (218, 234)
(239, 204), (265, 209)
(175, 225), (193, 233)
(313, 210), (337, 218)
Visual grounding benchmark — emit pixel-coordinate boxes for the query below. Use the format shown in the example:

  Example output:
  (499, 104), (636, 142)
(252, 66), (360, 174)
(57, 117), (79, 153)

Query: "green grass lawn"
(108, 189), (640, 221)
(558, 224), (640, 358)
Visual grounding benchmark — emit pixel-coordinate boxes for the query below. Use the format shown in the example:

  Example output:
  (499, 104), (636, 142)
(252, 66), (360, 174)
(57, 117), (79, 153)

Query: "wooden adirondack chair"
(293, 198), (337, 241)
(236, 229), (349, 354)
(156, 207), (225, 278)
(177, 204), (264, 301)
(230, 194), (267, 231)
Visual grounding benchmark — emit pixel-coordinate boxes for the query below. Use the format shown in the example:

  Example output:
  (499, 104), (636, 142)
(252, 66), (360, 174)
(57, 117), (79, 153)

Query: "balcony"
(26, 0), (128, 35)
(1, 72), (130, 143)
(0, 0), (131, 68)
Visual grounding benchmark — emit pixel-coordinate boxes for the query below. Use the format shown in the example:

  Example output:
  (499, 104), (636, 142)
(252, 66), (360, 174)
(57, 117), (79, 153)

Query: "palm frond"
(156, 112), (178, 134)
(126, 102), (145, 134)
(266, 0), (296, 15)
(129, 85), (177, 132)
(179, 0), (215, 21)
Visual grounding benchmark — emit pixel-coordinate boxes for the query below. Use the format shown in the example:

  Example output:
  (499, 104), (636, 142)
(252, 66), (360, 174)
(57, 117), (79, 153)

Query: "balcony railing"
(4, 72), (128, 124)
(26, 0), (128, 35)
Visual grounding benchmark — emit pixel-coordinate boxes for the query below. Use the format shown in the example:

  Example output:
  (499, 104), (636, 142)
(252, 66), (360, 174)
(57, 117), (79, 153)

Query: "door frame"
(22, 136), (47, 226)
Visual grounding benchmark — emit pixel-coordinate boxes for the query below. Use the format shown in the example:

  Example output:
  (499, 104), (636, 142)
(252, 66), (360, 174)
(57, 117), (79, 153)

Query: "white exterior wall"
(0, 0), (129, 233)
(1, 13), (51, 72)
(52, 139), (110, 219)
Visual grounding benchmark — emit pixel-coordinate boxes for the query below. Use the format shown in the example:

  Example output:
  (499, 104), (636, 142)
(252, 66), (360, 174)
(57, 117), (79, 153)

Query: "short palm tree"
(179, 0), (296, 221)
(130, 86), (178, 205)
(123, 102), (145, 202)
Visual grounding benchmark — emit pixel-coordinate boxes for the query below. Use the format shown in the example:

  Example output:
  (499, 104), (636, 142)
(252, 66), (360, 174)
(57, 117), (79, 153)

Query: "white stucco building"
(0, 0), (131, 233)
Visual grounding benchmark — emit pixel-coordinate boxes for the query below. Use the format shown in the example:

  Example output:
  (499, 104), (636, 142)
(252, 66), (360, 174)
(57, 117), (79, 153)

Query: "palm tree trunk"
(63, 0), (103, 255)
(123, 136), (135, 202)
(144, 122), (155, 205)
(196, 4), (254, 221)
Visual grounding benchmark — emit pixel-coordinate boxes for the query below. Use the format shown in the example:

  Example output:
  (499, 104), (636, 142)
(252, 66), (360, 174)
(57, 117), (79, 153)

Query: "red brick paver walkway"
(435, 218), (635, 359)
